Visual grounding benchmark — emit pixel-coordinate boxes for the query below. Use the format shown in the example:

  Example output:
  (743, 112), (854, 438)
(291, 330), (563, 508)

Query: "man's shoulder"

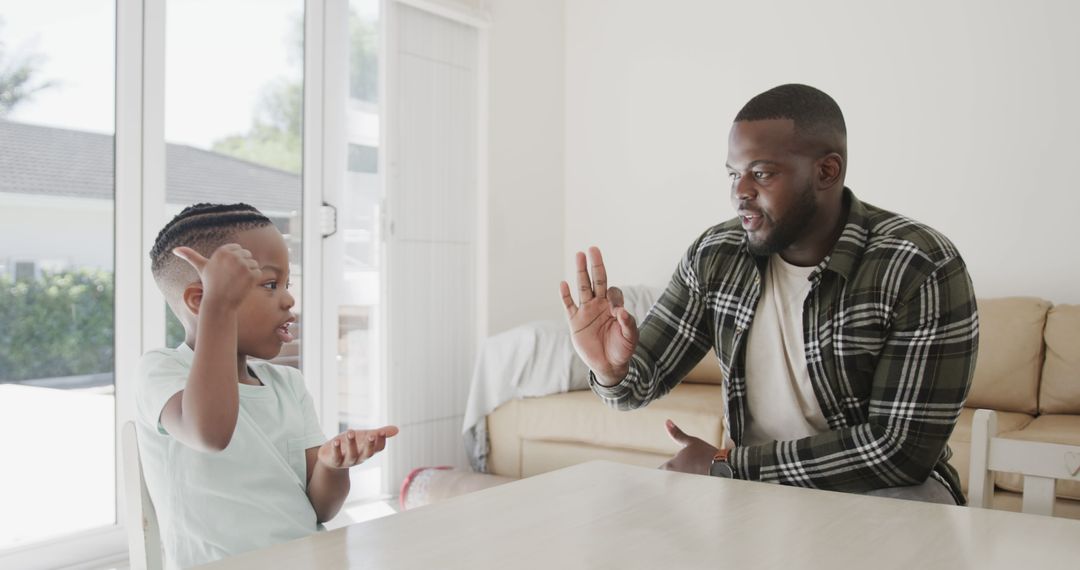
(691, 217), (745, 257)
(860, 201), (961, 267)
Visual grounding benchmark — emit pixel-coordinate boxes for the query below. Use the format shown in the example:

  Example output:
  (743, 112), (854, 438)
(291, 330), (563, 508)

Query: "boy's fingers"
(343, 432), (358, 465)
(379, 425), (400, 438)
(333, 438), (344, 466)
(172, 246), (208, 273)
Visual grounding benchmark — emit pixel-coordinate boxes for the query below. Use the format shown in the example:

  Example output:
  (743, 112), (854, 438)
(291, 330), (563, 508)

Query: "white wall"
(485, 0), (567, 333)
(564, 0), (1080, 303)
(0, 195), (113, 274)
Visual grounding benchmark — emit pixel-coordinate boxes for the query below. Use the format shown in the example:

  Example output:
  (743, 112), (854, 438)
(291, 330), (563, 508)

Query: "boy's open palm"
(173, 244), (261, 308)
(560, 247), (639, 386)
(318, 426), (399, 469)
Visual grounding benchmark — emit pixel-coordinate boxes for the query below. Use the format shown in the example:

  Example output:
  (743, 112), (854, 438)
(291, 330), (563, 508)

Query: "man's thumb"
(173, 246), (208, 272)
(666, 419), (689, 446)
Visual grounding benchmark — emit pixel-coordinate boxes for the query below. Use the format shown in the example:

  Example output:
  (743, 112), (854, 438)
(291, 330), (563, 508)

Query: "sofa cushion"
(684, 350), (724, 385)
(1040, 304), (1080, 414)
(965, 297), (1050, 414)
(947, 407), (1034, 493)
(520, 440), (670, 478)
(950, 407), (1035, 444)
(988, 490), (1080, 520)
(527, 382), (723, 452)
(995, 415), (1080, 500)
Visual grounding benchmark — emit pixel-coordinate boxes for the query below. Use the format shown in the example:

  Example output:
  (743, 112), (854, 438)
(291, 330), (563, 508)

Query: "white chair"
(968, 409), (1080, 516)
(122, 421), (163, 570)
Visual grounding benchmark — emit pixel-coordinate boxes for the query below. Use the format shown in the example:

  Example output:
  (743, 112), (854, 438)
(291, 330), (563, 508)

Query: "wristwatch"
(709, 448), (734, 478)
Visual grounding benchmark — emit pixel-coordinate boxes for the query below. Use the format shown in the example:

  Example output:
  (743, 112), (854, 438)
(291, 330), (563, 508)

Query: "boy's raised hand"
(173, 244), (261, 308)
(318, 426), (400, 469)
(560, 247), (639, 386)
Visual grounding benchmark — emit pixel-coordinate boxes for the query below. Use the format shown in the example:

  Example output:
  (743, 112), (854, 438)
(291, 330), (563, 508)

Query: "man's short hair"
(150, 203), (273, 297)
(735, 84), (846, 156)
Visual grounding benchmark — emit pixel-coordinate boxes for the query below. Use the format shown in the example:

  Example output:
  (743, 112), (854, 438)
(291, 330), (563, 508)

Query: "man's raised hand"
(173, 244), (261, 308)
(559, 246), (639, 386)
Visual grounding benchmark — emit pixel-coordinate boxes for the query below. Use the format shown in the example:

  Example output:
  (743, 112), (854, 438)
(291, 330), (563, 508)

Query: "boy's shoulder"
(137, 345), (191, 376)
(250, 359), (309, 398)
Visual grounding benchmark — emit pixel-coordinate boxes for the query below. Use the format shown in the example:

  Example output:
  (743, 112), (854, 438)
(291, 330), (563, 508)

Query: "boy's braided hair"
(150, 203), (272, 275)
(149, 203), (274, 302)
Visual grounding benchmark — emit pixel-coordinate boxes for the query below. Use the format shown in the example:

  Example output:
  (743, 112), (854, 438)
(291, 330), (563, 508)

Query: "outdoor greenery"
(0, 270), (114, 382)
(0, 18), (57, 117)
(210, 10), (377, 173)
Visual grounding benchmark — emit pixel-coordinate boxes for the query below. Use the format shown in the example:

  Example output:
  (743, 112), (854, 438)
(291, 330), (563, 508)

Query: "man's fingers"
(172, 246), (208, 272)
(666, 419), (690, 446)
(608, 286), (624, 310)
(588, 246), (608, 299)
(574, 251), (594, 303)
(617, 308), (639, 342)
(560, 281), (578, 318)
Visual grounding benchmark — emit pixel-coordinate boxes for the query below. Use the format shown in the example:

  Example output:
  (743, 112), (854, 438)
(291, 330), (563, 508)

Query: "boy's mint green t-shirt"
(134, 343), (327, 569)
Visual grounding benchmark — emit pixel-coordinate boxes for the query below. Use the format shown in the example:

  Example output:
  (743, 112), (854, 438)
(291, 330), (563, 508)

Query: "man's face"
(726, 119), (819, 257)
(231, 225), (297, 360)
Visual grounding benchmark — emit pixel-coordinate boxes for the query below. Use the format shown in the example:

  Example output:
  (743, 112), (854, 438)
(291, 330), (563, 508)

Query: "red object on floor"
(399, 466), (452, 510)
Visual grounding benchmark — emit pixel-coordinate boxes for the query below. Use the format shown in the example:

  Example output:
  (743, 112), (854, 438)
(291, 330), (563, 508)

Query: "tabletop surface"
(200, 460), (1080, 569)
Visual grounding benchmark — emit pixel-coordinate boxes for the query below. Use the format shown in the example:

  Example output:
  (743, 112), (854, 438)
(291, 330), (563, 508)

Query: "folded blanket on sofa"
(462, 285), (661, 472)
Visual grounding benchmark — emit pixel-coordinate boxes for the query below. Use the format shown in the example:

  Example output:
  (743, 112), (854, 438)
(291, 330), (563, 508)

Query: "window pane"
(163, 0), (304, 368)
(339, 0), (383, 499)
(0, 0), (117, 549)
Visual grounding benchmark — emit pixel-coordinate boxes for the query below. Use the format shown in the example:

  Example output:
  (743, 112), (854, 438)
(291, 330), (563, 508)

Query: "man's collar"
(821, 187), (869, 282)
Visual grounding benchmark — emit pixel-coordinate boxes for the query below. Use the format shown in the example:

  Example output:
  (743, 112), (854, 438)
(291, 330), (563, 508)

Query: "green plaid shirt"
(592, 189), (979, 503)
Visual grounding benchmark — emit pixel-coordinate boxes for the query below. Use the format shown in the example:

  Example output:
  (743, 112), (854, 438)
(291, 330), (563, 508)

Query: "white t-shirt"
(743, 254), (829, 446)
(134, 343), (327, 569)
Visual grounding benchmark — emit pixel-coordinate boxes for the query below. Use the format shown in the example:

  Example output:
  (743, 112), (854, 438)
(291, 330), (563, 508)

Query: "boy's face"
(229, 225), (296, 360)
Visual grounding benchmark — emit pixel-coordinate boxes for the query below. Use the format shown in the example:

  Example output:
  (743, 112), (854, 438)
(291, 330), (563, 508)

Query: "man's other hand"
(660, 419), (719, 475)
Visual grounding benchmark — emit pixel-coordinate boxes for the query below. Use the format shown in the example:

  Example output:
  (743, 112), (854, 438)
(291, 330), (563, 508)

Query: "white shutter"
(383, 0), (484, 490)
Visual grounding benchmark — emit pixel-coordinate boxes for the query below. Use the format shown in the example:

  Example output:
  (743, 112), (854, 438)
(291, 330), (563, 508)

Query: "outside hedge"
(0, 270), (114, 382)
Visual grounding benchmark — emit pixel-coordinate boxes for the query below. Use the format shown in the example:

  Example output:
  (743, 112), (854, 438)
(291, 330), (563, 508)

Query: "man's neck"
(779, 189), (849, 267)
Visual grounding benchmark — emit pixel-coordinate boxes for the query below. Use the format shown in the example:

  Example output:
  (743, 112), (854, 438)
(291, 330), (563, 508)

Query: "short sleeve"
(287, 367), (327, 450)
(135, 349), (190, 435)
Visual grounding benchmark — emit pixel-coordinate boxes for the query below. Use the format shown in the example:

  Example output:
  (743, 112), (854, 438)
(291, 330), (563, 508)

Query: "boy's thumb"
(173, 246), (208, 272)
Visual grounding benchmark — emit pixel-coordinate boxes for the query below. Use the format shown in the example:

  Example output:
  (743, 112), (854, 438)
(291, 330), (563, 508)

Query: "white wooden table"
(200, 460), (1080, 569)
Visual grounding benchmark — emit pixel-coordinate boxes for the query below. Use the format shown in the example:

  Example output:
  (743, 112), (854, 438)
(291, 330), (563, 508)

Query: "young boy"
(135, 203), (397, 569)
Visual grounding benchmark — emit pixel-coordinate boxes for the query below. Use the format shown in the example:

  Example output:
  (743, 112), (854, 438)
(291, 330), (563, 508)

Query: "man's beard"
(746, 182), (818, 256)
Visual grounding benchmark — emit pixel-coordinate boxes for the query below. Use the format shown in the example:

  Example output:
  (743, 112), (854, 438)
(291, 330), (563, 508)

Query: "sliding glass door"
(0, 0), (118, 551)
(163, 0), (306, 365)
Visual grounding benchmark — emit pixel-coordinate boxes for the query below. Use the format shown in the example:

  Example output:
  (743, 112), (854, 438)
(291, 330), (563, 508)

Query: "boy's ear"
(182, 283), (204, 316)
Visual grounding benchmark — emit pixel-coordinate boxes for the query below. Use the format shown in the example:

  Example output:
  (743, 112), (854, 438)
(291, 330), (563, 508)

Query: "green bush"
(0, 270), (114, 381)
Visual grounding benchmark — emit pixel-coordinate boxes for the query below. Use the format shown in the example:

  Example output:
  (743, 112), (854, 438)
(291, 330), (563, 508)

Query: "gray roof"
(0, 119), (300, 214)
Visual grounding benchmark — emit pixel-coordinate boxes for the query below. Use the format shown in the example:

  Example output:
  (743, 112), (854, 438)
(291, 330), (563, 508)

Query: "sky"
(2, 0), (377, 148)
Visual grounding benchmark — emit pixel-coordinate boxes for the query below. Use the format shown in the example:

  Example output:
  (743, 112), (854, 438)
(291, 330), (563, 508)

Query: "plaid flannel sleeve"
(729, 254), (979, 491)
(590, 240), (714, 411)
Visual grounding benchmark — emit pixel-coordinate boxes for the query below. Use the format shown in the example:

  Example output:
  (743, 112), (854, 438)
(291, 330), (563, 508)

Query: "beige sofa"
(486, 297), (1080, 518)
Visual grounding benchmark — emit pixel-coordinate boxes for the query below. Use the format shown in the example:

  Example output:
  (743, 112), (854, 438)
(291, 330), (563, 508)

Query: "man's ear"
(817, 152), (844, 189)
(182, 283), (204, 316)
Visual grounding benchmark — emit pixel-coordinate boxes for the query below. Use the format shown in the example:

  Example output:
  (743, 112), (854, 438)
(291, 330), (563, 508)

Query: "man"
(559, 84), (978, 504)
